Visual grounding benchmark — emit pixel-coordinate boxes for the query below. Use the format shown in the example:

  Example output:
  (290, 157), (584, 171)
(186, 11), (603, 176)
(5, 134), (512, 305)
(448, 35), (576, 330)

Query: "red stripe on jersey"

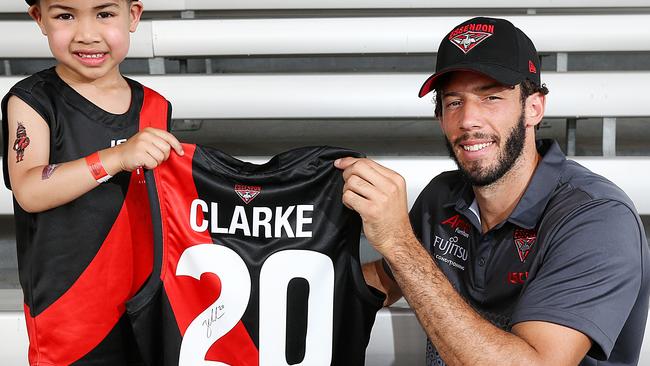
(157, 144), (259, 365)
(24, 169), (153, 364)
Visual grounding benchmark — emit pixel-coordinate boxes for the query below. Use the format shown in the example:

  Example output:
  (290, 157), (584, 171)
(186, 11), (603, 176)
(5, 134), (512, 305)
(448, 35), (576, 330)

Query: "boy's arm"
(6, 96), (183, 213)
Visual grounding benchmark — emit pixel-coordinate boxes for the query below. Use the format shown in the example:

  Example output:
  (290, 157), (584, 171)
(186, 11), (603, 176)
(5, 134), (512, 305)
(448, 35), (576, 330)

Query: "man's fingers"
(342, 188), (370, 215)
(341, 159), (393, 190)
(344, 174), (381, 202)
(334, 157), (361, 170)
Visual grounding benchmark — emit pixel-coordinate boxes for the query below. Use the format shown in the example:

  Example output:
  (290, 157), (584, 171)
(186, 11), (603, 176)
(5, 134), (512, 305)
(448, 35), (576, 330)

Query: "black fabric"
(128, 144), (384, 366)
(418, 16), (541, 97)
(408, 139), (649, 366)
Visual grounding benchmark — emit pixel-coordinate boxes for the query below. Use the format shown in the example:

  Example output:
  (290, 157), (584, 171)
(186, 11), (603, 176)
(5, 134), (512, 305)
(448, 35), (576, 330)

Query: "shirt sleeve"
(510, 199), (645, 360)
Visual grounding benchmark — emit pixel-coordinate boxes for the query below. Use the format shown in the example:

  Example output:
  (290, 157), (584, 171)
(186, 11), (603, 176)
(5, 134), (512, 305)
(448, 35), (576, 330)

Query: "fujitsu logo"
(235, 184), (261, 204)
(440, 214), (471, 238)
(513, 228), (537, 262)
(448, 23), (494, 54)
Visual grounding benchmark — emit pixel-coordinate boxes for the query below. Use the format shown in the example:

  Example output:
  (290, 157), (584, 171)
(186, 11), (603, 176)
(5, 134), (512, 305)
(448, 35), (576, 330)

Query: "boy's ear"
(129, 1), (144, 33)
(28, 5), (47, 36)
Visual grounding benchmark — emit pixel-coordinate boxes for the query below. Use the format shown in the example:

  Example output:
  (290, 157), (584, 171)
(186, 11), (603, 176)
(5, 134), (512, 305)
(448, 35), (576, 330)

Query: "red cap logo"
(528, 60), (537, 74)
(448, 23), (495, 54)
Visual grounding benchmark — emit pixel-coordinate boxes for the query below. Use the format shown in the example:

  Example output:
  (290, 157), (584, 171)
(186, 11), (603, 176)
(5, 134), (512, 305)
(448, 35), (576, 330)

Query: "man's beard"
(445, 111), (526, 187)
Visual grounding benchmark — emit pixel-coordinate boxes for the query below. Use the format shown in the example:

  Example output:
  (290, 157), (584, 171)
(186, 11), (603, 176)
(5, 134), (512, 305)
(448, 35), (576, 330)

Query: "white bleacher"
(1, 2), (649, 366)
(1, 71), (649, 120)
(2, 15), (650, 58)
(3, 0), (650, 12)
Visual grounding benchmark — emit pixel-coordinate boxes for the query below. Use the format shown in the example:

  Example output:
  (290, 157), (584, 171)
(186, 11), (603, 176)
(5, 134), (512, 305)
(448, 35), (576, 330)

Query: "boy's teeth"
(463, 142), (493, 152)
(79, 53), (103, 58)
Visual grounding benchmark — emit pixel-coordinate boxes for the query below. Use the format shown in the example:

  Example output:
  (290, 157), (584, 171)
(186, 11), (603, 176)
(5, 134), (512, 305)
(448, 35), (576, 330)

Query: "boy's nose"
(74, 18), (101, 44)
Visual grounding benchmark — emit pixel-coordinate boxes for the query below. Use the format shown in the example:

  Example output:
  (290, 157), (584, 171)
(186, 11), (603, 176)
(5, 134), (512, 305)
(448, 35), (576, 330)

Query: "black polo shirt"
(398, 139), (649, 366)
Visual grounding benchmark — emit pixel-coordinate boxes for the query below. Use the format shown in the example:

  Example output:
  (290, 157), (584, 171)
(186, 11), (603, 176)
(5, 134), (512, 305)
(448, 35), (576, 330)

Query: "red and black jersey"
(127, 144), (384, 366)
(1, 68), (170, 365)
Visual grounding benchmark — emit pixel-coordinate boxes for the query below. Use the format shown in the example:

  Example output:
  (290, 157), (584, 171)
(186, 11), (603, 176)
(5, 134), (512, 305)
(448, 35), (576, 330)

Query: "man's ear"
(28, 5), (47, 36)
(129, 1), (144, 33)
(524, 92), (546, 128)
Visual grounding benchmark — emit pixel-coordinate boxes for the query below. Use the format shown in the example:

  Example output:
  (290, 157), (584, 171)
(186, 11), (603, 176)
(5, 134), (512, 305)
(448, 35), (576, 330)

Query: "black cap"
(418, 17), (541, 98)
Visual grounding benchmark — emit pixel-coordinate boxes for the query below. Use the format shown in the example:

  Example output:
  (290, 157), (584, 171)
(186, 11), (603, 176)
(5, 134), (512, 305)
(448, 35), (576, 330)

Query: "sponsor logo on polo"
(508, 271), (529, 285)
(234, 184), (261, 204)
(513, 228), (536, 262)
(448, 23), (494, 54)
(441, 214), (471, 238)
(433, 235), (467, 271)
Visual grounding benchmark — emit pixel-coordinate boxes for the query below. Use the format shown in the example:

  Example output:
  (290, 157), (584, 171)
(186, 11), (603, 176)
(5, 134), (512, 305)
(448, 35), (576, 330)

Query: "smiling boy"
(2, 1), (183, 364)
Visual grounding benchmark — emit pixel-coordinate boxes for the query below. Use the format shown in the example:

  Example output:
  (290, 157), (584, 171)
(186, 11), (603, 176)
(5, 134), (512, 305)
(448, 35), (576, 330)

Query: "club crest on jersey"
(513, 228), (537, 262)
(448, 23), (494, 54)
(235, 184), (261, 204)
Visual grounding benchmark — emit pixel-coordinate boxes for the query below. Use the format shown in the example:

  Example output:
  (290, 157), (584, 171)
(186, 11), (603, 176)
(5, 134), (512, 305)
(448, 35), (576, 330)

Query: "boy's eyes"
(54, 13), (74, 20)
(52, 12), (115, 20)
(97, 12), (115, 19)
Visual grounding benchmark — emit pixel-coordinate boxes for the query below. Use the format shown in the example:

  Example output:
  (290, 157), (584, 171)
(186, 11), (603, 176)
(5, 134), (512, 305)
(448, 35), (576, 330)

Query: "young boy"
(1, 0), (183, 364)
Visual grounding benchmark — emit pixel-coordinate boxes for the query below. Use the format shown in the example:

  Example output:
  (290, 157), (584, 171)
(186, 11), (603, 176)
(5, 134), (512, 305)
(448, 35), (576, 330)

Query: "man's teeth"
(78, 53), (104, 59)
(462, 142), (493, 152)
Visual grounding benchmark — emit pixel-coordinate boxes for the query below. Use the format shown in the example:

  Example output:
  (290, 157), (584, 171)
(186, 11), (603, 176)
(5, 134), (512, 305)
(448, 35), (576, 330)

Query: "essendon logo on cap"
(448, 23), (494, 54)
(235, 184), (261, 204)
(528, 60), (537, 74)
(513, 228), (536, 262)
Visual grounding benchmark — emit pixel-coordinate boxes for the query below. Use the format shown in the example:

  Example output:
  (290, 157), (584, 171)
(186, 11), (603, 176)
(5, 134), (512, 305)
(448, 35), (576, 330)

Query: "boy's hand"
(107, 128), (184, 173)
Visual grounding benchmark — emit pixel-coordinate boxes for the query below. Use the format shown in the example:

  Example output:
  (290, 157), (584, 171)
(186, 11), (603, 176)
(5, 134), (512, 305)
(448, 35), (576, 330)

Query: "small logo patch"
(528, 60), (537, 74)
(513, 228), (536, 262)
(448, 23), (495, 54)
(440, 214), (471, 238)
(235, 184), (261, 204)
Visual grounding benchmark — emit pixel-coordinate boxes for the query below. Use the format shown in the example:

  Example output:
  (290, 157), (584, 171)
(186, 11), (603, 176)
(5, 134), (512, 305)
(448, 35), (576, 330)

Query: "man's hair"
(433, 78), (549, 118)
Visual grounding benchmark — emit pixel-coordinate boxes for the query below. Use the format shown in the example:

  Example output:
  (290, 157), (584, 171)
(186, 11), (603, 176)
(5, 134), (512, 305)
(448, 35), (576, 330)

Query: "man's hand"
(334, 157), (413, 256)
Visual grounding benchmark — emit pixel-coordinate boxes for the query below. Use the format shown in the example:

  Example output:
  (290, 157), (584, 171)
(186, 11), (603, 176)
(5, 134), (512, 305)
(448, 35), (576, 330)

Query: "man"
(335, 17), (650, 365)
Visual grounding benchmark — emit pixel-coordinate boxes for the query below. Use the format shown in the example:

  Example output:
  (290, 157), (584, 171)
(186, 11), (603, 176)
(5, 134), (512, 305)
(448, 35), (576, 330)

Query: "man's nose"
(458, 99), (483, 131)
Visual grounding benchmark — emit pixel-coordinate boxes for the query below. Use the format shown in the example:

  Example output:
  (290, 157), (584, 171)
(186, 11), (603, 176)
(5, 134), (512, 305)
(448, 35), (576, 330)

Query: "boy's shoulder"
(9, 67), (58, 95)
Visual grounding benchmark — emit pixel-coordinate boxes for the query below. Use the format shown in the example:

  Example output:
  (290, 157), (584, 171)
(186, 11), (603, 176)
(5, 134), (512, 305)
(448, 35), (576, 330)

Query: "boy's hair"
(26, 0), (137, 5)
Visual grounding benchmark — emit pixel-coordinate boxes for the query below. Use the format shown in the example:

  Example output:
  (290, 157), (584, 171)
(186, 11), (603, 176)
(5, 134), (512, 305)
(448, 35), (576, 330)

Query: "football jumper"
(1, 68), (170, 365)
(127, 144), (384, 366)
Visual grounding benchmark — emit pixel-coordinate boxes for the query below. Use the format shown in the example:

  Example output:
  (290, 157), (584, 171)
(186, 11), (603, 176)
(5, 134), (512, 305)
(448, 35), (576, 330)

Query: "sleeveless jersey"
(1, 68), (170, 365)
(127, 144), (384, 366)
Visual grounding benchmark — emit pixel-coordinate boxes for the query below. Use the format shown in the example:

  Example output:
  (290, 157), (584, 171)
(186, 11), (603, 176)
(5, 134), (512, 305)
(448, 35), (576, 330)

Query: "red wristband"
(85, 152), (112, 183)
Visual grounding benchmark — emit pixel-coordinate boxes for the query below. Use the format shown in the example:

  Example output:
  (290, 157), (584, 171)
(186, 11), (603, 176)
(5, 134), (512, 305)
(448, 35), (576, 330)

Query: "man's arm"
(336, 157), (591, 366)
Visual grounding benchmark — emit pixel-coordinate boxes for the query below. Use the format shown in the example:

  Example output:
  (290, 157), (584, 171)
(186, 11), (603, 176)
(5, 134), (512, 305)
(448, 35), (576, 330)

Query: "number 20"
(176, 244), (334, 366)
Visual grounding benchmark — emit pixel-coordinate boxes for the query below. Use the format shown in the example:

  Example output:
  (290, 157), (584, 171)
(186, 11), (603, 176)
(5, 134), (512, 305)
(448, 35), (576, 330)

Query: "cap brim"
(418, 64), (524, 98)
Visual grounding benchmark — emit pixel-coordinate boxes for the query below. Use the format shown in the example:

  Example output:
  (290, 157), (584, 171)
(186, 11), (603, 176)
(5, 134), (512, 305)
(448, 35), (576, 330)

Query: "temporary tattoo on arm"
(41, 164), (59, 180)
(12, 122), (30, 163)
